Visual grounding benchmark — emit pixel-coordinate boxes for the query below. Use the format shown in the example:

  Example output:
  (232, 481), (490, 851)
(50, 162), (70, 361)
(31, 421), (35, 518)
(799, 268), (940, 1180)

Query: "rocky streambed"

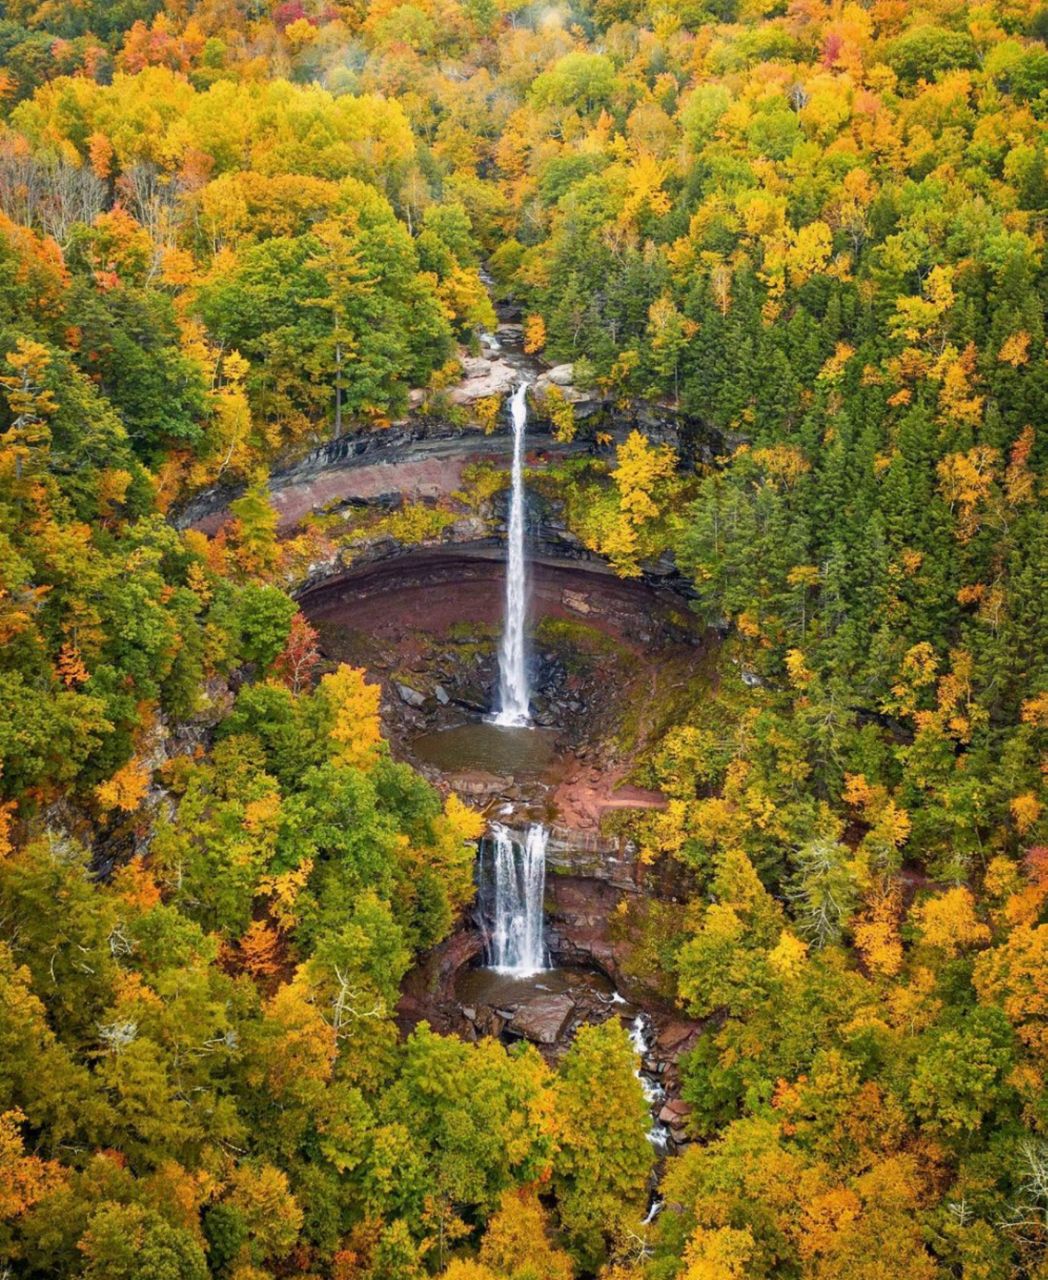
(398, 939), (702, 1152)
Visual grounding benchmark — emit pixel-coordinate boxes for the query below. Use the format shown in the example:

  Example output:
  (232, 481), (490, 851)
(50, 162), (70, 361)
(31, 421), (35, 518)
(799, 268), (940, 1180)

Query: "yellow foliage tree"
(1011, 792), (1043, 836)
(542, 385), (577, 443)
(786, 220), (833, 287)
(680, 1224), (755, 1279)
(0, 800), (13, 861)
(95, 758), (151, 814)
(226, 1162), (303, 1264)
(238, 921), (282, 982)
(974, 925), (1048, 1061)
(853, 882), (903, 978)
(998, 331), (1030, 366)
(320, 665), (383, 770)
(0, 1108), (66, 1223)
(478, 1186), (573, 1280)
(523, 314), (547, 354)
(595, 430), (678, 576)
(0, 339), (56, 476)
(911, 886), (990, 957)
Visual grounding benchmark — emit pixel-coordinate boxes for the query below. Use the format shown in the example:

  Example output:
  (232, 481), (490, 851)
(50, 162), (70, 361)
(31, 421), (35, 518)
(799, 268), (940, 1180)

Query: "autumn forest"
(0, 0), (1046, 1276)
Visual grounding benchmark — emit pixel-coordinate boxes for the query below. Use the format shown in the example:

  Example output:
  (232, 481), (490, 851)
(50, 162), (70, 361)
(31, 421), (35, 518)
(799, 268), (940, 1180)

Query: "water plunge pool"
(456, 964), (617, 1008)
(412, 721), (557, 776)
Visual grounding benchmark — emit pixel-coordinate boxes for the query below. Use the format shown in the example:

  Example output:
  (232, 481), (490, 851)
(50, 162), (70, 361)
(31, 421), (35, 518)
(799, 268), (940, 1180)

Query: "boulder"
(450, 516), (488, 542)
(508, 994), (575, 1045)
(533, 364), (594, 406)
(658, 1099), (693, 1129)
(448, 355), (518, 405)
(545, 363), (575, 387)
(476, 1007), (506, 1038)
(534, 375), (586, 403)
(656, 1020), (701, 1056)
(447, 771), (512, 797)
(658, 1098), (693, 1145)
(395, 682), (427, 708)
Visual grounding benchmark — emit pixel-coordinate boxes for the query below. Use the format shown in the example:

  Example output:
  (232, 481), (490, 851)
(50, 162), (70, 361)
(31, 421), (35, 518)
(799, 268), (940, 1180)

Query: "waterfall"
(493, 382), (530, 727)
(487, 822), (548, 975)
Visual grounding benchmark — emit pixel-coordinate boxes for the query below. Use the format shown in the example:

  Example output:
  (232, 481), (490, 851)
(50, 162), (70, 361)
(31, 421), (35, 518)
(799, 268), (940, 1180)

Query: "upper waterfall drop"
(493, 381), (531, 727)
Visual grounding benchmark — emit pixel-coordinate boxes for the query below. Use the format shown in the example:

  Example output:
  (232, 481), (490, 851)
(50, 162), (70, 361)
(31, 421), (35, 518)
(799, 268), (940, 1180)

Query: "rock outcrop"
(448, 355), (520, 405)
(175, 381), (723, 539)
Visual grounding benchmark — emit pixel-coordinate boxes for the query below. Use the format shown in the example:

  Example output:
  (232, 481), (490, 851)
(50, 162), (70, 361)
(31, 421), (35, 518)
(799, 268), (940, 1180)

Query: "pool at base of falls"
(412, 722), (556, 776)
(455, 964), (616, 1008)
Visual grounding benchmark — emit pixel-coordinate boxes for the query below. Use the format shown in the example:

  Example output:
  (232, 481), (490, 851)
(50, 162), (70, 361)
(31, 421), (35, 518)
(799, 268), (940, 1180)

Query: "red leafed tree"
(274, 1), (312, 32)
(821, 32), (845, 68)
(272, 611), (320, 692)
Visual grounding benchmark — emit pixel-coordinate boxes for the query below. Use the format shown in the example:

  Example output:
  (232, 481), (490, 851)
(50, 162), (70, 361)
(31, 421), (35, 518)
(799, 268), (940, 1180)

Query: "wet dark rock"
(396, 927), (485, 1035)
(446, 772), (511, 798)
(453, 694), (490, 714)
(659, 1098), (693, 1143)
(656, 1021), (701, 1058)
(467, 1006), (507, 1038)
(508, 994), (575, 1045)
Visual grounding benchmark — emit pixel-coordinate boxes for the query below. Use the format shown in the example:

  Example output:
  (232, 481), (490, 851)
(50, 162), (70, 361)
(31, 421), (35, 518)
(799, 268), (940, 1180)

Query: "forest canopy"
(0, 0), (1046, 1277)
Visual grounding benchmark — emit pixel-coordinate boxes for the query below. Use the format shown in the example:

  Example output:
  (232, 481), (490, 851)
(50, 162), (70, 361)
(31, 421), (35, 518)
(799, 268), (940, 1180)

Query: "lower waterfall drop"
(487, 822), (548, 976)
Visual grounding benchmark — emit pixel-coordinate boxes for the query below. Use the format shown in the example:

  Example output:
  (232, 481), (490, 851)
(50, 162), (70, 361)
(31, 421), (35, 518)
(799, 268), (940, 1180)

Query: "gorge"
(172, 308), (715, 1160)
(282, 365), (707, 1154)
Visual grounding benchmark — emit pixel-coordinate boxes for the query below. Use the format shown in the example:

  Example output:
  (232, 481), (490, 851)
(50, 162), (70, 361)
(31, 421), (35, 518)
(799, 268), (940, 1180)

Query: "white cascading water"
(493, 382), (531, 727)
(487, 822), (547, 975)
(630, 1013), (671, 1153)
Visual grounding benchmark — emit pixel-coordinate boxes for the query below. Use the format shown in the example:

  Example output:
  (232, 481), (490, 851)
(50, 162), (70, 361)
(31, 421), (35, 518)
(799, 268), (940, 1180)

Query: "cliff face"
(300, 544), (698, 651)
(175, 386), (723, 539)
